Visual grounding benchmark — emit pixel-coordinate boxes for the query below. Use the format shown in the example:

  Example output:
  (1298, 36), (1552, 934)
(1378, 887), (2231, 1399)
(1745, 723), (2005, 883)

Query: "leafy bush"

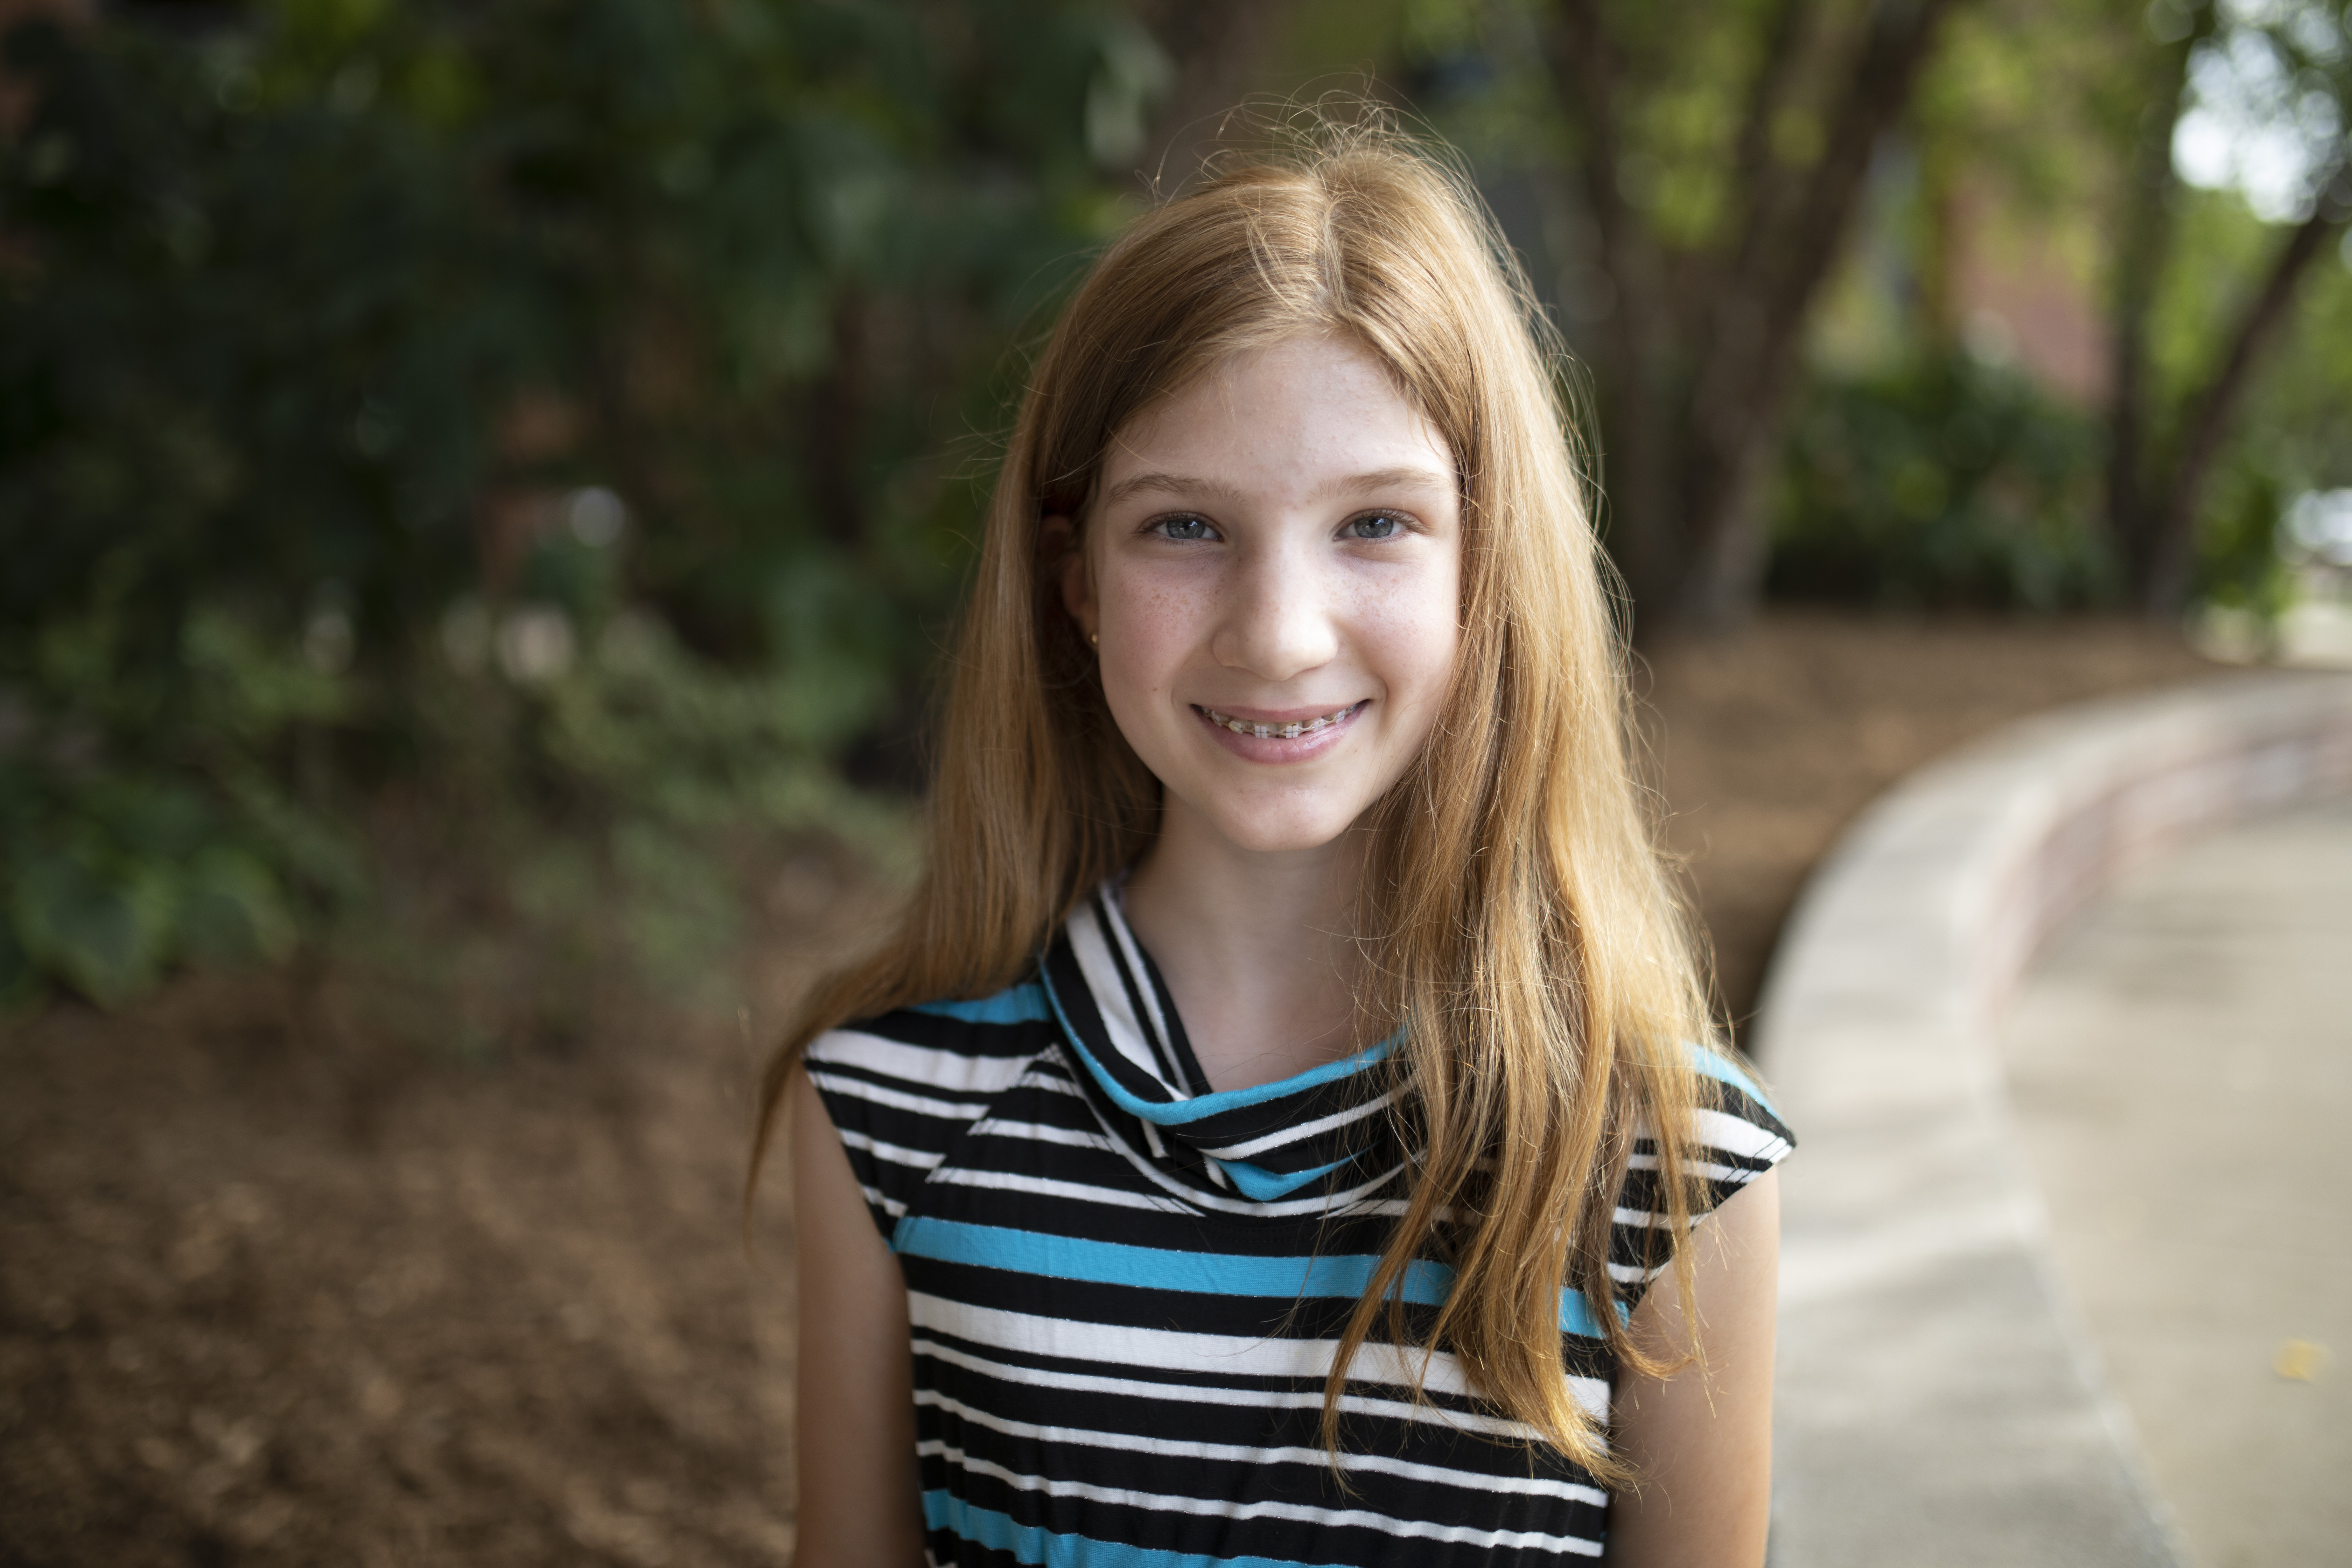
(0, 0), (1150, 1011)
(1768, 352), (2115, 611)
(2191, 454), (2296, 621)
(0, 595), (365, 1010)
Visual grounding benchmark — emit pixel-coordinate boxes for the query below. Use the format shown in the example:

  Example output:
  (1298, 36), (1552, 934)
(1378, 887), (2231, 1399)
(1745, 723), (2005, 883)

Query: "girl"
(755, 120), (1793, 1567)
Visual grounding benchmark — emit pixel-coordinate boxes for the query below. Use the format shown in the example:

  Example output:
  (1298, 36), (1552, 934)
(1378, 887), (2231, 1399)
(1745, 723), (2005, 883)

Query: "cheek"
(1365, 562), (1463, 706)
(1414, 583), (1464, 682)
(1096, 566), (1202, 711)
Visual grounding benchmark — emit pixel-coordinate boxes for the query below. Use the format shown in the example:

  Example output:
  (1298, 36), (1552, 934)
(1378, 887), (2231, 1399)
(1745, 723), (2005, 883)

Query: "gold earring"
(1088, 631), (1099, 648)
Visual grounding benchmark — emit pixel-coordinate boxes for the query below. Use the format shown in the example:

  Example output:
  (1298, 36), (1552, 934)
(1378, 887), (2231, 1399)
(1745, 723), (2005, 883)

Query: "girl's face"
(1061, 334), (1463, 857)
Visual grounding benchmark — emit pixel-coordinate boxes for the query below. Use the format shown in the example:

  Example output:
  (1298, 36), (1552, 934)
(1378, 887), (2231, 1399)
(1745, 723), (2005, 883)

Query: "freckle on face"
(1070, 335), (1463, 858)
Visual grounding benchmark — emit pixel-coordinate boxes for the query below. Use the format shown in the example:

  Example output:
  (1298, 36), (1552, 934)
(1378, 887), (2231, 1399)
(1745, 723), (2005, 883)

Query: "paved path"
(2003, 791), (2352, 1568)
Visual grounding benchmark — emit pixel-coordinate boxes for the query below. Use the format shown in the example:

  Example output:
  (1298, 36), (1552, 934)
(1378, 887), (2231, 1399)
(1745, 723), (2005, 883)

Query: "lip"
(1191, 699), (1366, 763)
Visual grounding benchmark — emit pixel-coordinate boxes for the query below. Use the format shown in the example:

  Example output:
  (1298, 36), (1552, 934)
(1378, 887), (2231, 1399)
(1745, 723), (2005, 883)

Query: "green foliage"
(0, 0), (1143, 1011)
(1769, 352), (2114, 611)
(2178, 215), (2351, 627)
(377, 593), (914, 1030)
(1801, 0), (2352, 620)
(2152, 183), (2352, 623)
(0, 602), (357, 1009)
(2160, 187), (2352, 485)
(1423, 0), (1807, 260)
(1551, 0), (1799, 253)
(1919, 0), (2136, 220)
(2193, 454), (2296, 617)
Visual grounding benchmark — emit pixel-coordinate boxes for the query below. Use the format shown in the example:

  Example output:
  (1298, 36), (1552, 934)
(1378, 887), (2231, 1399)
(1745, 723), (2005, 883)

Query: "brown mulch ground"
(1639, 612), (2227, 1029)
(0, 612), (2230, 1567)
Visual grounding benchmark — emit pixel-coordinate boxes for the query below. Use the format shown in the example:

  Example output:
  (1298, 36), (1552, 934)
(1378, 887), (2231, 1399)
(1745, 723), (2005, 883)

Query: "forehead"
(1100, 335), (1455, 499)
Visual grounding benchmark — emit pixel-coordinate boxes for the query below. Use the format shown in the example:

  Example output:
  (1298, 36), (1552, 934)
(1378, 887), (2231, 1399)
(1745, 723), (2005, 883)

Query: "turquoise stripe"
(1683, 1042), (1781, 1119)
(1211, 1154), (1350, 1200)
(890, 1217), (1616, 1335)
(1042, 964), (1396, 1127)
(925, 1491), (1345, 1568)
(915, 983), (1054, 1026)
(894, 1216), (1451, 1303)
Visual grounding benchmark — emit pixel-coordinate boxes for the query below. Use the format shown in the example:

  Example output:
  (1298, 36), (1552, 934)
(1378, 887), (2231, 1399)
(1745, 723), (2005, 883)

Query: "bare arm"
(790, 1068), (928, 1567)
(1603, 1169), (1781, 1568)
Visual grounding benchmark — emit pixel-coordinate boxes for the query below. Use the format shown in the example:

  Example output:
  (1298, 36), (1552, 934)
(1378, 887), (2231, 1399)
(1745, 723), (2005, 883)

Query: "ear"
(1043, 514), (1097, 643)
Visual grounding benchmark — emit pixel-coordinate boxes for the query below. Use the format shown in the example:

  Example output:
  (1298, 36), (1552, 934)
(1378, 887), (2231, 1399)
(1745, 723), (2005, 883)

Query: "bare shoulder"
(789, 1070), (927, 1566)
(1603, 1170), (1780, 1568)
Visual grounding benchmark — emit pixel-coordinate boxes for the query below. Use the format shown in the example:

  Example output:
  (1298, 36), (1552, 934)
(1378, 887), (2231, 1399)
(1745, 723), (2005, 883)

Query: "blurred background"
(0, 0), (2345, 1562)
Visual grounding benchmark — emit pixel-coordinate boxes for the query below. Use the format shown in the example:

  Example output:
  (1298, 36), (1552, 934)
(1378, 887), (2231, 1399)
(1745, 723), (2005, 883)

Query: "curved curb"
(1752, 671), (2352, 1568)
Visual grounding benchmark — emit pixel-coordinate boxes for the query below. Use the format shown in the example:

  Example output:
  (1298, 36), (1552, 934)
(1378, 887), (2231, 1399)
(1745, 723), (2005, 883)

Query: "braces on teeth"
(1202, 702), (1358, 740)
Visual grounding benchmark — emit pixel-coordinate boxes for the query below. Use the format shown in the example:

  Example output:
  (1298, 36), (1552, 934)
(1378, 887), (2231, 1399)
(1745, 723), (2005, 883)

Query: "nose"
(1209, 533), (1338, 683)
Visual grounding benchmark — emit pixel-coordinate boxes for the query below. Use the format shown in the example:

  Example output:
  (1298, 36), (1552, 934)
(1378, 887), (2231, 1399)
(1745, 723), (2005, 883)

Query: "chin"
(1206, 806), (1365, 856)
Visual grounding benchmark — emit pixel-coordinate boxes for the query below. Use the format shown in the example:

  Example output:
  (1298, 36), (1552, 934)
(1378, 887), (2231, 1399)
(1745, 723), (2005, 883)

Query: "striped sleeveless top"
(803, 884), (1794, 1565)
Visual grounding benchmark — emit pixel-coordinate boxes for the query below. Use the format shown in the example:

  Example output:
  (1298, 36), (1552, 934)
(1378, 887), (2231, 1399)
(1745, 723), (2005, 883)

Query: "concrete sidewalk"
(1758, 673), (2352, 1567)
(2004, 791), (2352, 1568)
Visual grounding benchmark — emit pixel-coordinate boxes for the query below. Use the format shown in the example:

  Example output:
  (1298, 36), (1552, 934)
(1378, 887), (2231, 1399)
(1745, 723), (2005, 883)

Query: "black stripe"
(1091, 889), (1194, 1092)
(1114, 897), (1218, 1097)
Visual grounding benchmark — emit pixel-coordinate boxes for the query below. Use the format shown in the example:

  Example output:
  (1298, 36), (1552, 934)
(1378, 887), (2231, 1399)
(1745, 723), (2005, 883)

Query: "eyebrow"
(1099, 472), (1246, 511)
(1099, 466), (1452, 511)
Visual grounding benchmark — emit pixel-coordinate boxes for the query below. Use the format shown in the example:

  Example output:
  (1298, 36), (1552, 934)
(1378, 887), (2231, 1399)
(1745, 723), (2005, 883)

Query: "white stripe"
(915, 1391), (1610, 1510)
(1052, 1188), (1430, 1224)
(913, 1291), (1452, 1390)
(1200, 1090), (1399, 1161)
(808, 1027), (1040, 1099)
(836, 1129), (944, 1171)
(1019, 1069), (1088, 1098)
(1096, 889), (1184, 1082)
(1612, 1175), (1782, 1242)
(910, 1294), (1614, 1425)
(1692, 1105), (1790, 1161)
(969, 1119), (1115, 1152)
(912, 1294), (1439, 1397)
(1060, 1054), (1410, 1218)
(925, 1166), (1189, 1214)
(921, 1440), (1604, 1552)
(806, 1069), (987, 1124)
(1065, 902), (1182, 1092)
(910, 1336), (1546, 1442)
(1104, 1120), (1408, 1218)
(859, 1183), (906, 1219)
(1619, 1153), (1776, 1186)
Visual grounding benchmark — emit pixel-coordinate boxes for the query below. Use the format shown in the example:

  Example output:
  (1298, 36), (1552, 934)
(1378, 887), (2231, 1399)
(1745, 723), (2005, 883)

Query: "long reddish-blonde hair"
(753, 114), (1714, 1479)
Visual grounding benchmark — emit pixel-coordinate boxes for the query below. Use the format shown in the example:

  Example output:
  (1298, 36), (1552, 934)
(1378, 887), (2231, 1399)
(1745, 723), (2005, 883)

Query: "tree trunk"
(1549, 0), (1683, 616)
(1675, 0), (1963, 633)
(810, 292), (867, 548)
(1133, 0), (1292, 197)
(2105, 9), (2213, 601)
(2138, 185), (2349, 613)
(1548, 0), (1966, 639)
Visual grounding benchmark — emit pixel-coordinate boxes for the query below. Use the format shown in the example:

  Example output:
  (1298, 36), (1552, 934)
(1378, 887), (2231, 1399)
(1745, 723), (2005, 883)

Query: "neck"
(1120, 804), (1372, 1094)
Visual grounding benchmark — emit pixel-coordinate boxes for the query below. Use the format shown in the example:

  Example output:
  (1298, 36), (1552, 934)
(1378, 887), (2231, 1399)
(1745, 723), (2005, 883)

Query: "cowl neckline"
(1037, 883), (1402, 1206)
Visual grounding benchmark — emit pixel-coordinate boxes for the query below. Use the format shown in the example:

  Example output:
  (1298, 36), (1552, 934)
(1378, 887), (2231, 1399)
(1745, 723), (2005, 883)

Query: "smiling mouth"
(1196, 701), (1365, 740)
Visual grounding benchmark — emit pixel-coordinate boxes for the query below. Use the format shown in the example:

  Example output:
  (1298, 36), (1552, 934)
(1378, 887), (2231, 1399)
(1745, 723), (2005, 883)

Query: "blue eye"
(1345, 513), (1402, 540)
(1153, 515), (1215, 541)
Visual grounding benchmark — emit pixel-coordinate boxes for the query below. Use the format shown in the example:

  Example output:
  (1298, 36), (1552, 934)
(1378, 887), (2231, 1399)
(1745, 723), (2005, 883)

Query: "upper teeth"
(1203, 702), (1359, 740)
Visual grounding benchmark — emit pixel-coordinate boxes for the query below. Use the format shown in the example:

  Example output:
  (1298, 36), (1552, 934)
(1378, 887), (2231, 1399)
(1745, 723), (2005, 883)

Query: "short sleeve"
(1609, 1046), (1795, 1314)
(1682, 1046), (1796, 1212)
(801, 985), (1057, 1244)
